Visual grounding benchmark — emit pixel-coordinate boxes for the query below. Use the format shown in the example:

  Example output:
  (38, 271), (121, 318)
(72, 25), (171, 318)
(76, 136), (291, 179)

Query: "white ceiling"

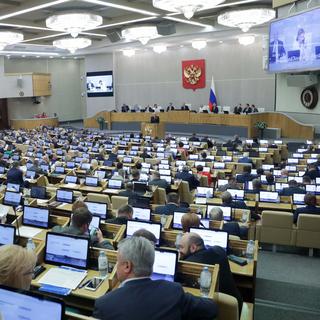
(0, 0), (273, 57)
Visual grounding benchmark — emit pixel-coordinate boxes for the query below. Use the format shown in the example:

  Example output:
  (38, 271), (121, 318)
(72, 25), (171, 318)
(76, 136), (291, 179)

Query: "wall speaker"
(156, 22), (176, 36)
(287, 74), (318, 87)
(107, 30), (122, 43)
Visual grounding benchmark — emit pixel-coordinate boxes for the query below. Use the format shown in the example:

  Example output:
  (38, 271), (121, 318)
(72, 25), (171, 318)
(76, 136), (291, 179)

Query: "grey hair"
(118, 236), (155, 277)
(209, 207), (223, 221)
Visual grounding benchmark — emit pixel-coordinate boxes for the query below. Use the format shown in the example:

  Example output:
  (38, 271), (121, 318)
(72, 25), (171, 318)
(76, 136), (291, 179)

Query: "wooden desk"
(11, 117), (59, 130)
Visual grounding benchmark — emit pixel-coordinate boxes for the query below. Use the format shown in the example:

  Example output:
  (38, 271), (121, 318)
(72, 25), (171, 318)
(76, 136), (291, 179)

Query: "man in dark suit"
(154, 192), (189, 215)
(119, 182), (140, 203)
(294, 194), (320, 223)
(150, 113), (160, 124)
(269, 33), (286, 63)
(280, 179), (306, 196)
(179, 233), (243, 313)
(189, 133), (199, 142)
(93, 237), (217, 320)
(7, 161), (24, 187)
(148, 171), (168, 190)
(106, 205), (133, 225)
(175, 166), (200, 191)
(221, 191), (248, 210)
(236, 165), (256, 183)
(234, 104), (242, 114)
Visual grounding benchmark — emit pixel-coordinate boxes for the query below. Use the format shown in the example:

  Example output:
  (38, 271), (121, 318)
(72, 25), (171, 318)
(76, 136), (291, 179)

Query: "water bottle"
(199, 267), (212, 297)
(160, 214), (167, 230)
(98, 251), (108, 278)
(26, 238), (35, 251)
(246, 240), (255, 262)
(206, 190), (211, 199)
(175, 232), (183, 250)
(241, 210), (248, 223)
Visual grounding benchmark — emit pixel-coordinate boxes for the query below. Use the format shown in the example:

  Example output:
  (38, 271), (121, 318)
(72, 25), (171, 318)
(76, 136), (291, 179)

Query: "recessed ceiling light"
(49, 56), (54, 59)
(22, 55), (26, 58)
(219, 40), (223, 44)
(180, 45), (184, 48)
(62, 56), (66, 59)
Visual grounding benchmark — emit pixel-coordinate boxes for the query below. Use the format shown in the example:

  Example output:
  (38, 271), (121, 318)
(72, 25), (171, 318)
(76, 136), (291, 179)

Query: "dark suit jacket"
(236, 172), (256, 183)
(106, 216), (128, 225)
(7, 167), (24, 187)
(238, 157), (252, 164)
(93, 278), (217, 320)
(280, 186), (306, 196)
(184, 247), (243, 313)
(150, 116), (160, 124)
(175, 171), (200, 190)
(154, 203), (189, 216)
(294, 205), (320, 223)
(269, 40), (286, 63)
(149, 178), (168, 190)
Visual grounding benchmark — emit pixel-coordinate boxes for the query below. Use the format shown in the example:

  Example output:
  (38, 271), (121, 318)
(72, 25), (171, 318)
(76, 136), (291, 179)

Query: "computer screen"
(31, 186), (46, 199)
(25, 170), (36, 179)
(227, 189), (244, 200)
(217, 179), (228, 187)
(95, 170), (106, 179)
(132, 207), (151, 221)
(133, 182), (148, 194)
(259, 191), (279, 203)
(87, 70), (113, 97)
(85, 176), (98, 187)
(6, 183), (20, 192)
(89, 215), (101, 230)
(173, 211), (202, 229)
(108, 179), (122, 189)
(0, 224), (15, 245)
(196, 187), (214, 198)
(207, 205), (232, 221)
(54, 166), (65, 174)
(85, 201), (108, 220)
(45, 232), (89, 269)
(214, 162), (225, 169)
(65, 175), (77, 184)
(66, 161), (75, 168)
(3, 191), (21, 206)
(151, 249), (178, 282)
(56, 189), (73, 204)
(293, 193), (305, 205)
(23, 206), (49, 228)
(81, 163), (90, 170)
(40, 164), (49, 172)
(0, 286), (64, 320)
(275, 183), (289, 191)
(126, 220), (161, 245)
(159, 169), (171, 176)
(190, 228), (229, 251)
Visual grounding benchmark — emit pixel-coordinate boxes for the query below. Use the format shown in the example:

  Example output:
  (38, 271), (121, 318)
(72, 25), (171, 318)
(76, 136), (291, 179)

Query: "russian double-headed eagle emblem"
(183, 64), (202, 85)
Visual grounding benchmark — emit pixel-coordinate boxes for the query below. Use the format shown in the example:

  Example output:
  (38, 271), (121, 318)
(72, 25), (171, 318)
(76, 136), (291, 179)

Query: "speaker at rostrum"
(107, 30), (122, 43)
(156, 22), (176, 36)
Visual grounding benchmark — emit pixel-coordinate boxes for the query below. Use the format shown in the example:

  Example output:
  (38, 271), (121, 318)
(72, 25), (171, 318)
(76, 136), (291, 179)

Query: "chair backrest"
(86, 193), (111, 206)
(157, 187), (166, 205)
(199, 175), (208, 187)
(178, 181), (193, 204)
(111, 196), (128, 211)
(37, 175), (48, 187)
(297, 214), (320, 231)
(261, 211), (293, 228)
(214, 293), (239, 320)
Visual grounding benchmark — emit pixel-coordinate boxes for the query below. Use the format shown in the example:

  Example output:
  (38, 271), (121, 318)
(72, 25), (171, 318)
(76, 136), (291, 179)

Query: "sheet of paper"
(38, 267), (87, 290)
(18, 226), (42, 238)
(66, 183), (78, 188)
(0, 204), (10, 219)
(37, 199), (49, 204)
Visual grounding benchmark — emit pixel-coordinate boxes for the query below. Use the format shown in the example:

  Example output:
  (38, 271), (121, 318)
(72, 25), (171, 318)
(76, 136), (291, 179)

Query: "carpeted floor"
(254, 251), (320, 320)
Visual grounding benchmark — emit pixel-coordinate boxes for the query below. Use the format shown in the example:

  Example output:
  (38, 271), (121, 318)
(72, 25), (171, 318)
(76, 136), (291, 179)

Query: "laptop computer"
(65, 175), (78, 184)
(275, 183), (289, 191)
(81, 163), (91, 170)
(259, 191), (279, 203)
(133, 182), (148, 194)
(84, 201), (108, 220)
(54, 166), (65, 175)
(292, 193), (305, 205)
(196, 187), (214, 198)
(189, 227), (229, 251)
(151, 249), (178, 282)
(56, 189), (73, 204)
(31, 186), (47, 199)
(126, 220), (161, 245)
(85, 176), (99, 187)
(6, 183), (20, 192)
(25, 170), (36, 179)
(44, 232), (89, 269)
(23, 206), (50, 229)
(207, 205), (232, 222)
(214, 162), (225, 169)
(132, 207), (151, 221)
(227, 189), (244, 200)
(3, 191), (22, 207)
(108, 179), (122, 189)
(0, 285), (65, 320)
(0, 224), (16, 245)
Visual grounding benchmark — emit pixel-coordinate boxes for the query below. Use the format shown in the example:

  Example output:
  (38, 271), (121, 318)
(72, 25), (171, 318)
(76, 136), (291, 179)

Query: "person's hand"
(96, 228), (104, 243)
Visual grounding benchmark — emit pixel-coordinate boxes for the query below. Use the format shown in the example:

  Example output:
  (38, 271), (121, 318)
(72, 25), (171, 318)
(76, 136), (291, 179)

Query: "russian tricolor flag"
(208, 76), (217, 112)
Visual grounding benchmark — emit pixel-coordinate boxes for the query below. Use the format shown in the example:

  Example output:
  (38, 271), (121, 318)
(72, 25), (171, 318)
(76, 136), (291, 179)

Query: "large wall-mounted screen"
(268, 7), (320, 73)
(86, 71), (113, 97)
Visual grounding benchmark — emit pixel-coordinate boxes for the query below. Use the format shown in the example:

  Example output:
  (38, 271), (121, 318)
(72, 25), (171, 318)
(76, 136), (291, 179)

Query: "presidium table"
(84, 111), (314, 140)
(10, 117), (59, 130)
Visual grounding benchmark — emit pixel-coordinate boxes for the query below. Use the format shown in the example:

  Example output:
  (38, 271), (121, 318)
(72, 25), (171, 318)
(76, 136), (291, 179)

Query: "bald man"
(179, 233), (243, 313)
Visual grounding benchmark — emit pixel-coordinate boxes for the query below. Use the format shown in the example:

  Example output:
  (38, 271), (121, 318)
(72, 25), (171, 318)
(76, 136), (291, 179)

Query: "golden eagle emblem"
(184, 64), (202, 85)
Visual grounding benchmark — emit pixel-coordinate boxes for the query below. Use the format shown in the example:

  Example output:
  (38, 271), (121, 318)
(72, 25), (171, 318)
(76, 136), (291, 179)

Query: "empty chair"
(111, 196), (128, 211)
(213, 293), (238, 320)
(178, 181), (194, 204)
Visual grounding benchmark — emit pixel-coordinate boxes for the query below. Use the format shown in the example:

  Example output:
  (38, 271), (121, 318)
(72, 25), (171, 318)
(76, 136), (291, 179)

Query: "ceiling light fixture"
(238, 35), (255, 46)
(122, 26), (159, 45)
(0, 31), (23, 50)
(153, 44), (167, 54)
(53, 37), (92, 53)
(122, 49), (135, 57)
(218, 8), (275, 32)
(46, 12), (103, 38)
(153, 0), (225, 19)
(192, 40), (207, 50)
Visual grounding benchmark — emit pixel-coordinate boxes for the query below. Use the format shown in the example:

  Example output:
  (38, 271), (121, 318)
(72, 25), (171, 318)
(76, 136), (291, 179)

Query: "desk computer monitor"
(45, 232), (89, 269)
(85, 176), (98, 187)
(85, 201), (108, 220)
(259, 191), (279, 203)
(159, 169), (171, 176)
(275, 183), (289, 191)
(31, 186), (46, 199)
(56, 189), (73, 204)
(196, 187), (214, 198)
(66, 161), (75, 169)
(25, 170), (36, 179)
(95, 170), (106, 179)
(0, 224), (15, 245)
(206, 205), (232, 221)
(3, 191), (21, 207)
(161, 175), (172, 184)
(173, 211), (202, 229)
(40, 164), (50, 173)
(227, 189), (244, 200)
(6, 183), (20, 192)
(293, 193), (305, 205)
(0, 286), (65, 320)
(151, 249), (178, 282)
(81, 163), (90, 170)
(65, 175), (78, 184)
(189, 228), (229, 251)
(132, 207), (151, 221)
(54, 166), (65, 174)
(126, 220), (161, 245)
(214, 162), (225, 169)
(23, 206), (49, 228)
(108, 179), (122, 189)
(217, 179), (228, 187)
(133, 182), (148, 194)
